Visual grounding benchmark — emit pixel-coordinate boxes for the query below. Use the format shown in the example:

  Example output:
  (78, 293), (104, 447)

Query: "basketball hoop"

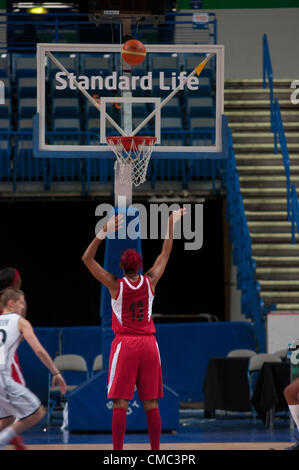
(107, 135), (157, 187)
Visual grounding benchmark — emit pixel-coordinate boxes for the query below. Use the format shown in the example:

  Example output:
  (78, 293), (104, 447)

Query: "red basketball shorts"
(107, 334), (163, 401)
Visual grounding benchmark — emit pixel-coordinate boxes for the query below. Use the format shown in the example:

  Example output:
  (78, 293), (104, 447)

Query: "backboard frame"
(34, 43), (225, 159)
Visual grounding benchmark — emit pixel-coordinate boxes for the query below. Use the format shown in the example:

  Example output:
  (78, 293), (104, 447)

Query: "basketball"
(121, 39), (146, 66)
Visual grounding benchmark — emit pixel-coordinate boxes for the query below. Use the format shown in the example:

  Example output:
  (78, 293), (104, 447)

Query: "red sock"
(112, 408), (127, 450)
(146, 408), (161, 450)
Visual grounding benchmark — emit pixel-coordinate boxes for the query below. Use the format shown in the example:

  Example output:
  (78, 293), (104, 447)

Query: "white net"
(107, 136), (156, 187)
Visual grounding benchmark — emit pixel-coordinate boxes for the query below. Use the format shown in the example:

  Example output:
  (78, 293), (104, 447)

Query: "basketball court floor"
(4, 409), (295, 451)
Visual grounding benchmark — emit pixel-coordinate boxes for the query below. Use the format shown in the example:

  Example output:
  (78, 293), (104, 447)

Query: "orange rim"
(107, 136), (157, 152)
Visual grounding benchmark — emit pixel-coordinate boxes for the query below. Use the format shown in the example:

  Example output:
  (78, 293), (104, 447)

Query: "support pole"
(114, 17), (133, 208)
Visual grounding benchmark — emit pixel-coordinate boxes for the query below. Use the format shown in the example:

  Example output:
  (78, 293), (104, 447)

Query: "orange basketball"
(121, 39), (146, 66)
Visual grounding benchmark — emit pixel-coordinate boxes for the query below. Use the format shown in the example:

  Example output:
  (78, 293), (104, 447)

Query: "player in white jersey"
(0, 287), (67, 450)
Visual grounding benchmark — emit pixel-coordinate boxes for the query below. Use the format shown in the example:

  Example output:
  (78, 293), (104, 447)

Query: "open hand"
(104, 214), (125, 233)
(52, 374), (67, 395)
(171, 207), (187, 224)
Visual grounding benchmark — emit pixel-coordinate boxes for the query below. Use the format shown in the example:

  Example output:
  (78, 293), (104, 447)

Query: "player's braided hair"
(120, 249), (143, 274)
(0, 267), (19, 289)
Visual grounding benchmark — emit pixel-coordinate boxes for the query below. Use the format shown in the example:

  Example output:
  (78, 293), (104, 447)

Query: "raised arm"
(81, 214), (124, 298)
(18, 317), (67, 394)
(145, 208), (186, 291)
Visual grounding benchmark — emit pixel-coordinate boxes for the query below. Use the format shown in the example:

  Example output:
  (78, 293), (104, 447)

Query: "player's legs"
(11, 405), (45, 435)
(0, 374), (42, 450)
(284, 378), (299, 450)
(112, 399), (129, 450)
(113, 398), (129, 410)
(0, 416), (27, 450)
(143, 400), (161, 450)
(0, 405), (45, 450)
(137, 336), (163, 450)
(0, 416), (15, 431)
(107, 336), (141, 450)
(143, 399), (158, 411)
(284, 377), (299, 404)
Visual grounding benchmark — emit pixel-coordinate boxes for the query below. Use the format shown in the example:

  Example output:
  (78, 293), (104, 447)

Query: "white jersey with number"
(0, 312), (41, 419)
(0, 313), (22, 375)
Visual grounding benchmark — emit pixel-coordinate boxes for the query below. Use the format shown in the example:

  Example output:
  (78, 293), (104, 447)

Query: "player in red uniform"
(82, 208), (186, 450)
(0, 267), (27, 450)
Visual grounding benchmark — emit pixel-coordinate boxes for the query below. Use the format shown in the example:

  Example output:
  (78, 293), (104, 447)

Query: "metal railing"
(262, 34), (275, 132)
(263, 34), (299, 242)
(273, 98), (291, 220)
(225, 117), (266, 352)
(291, 183), (299, 244)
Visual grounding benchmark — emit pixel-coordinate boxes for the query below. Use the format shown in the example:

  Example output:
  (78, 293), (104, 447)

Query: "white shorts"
(0, 373), (41, 420)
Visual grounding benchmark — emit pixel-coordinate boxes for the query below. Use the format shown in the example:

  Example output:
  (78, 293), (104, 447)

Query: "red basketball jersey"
(111, 275), (156, 335)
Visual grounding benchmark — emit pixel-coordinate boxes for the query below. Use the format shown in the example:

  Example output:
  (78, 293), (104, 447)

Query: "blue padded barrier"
(67, 372), (179, 432)
(61, 326), (102, 373)
(17, 322), (255, 406)
(155, 322), (255, 402)
(18, 328), (60, 403)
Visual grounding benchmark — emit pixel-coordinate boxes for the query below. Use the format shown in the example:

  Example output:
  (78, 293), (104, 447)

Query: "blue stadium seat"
(17, 119), (33, 131)
(14, 139), (47, 183)
(18, 98), (36, 119)
(0, 118), (11, 131)
(86, 158), (115, 184)
(189, 117), (215, 130)
(86, 121), (122, 140)
(130, 62), (148, 76)
(15, 56), (36, 79)
(161, 133), (186, 146)
(49, 157), (83, 184)
(131, 103), (148, 118)
(86, 118), (100, 133)
(0, 104), (11, 119)
(85, 99), (111, 119)
(189, 119), (216, 146)
(132, 116), (152, 132)
(46, 136), (84, 183)
(187, 97), (215, 118)
(188, 159), (219, 182)
(54, 107), (79, 119)
(47, 55), (78, 80)
(161, 117), (183, 130)
(184, 54), (214, 80)
(150, 55), (179, 78)
(82, 56), (112, 77)
(128, 58), (149, 87)
(161, 97), (181, 117)
(52, 97), (80, 118)
(52, 118), (81, 132)
(51, 86), (80, 99)
(0, 140), (11, 181)
(0, 56), (8, 78)
(17, 78), (37, 98)
(150, 159), (187, 185)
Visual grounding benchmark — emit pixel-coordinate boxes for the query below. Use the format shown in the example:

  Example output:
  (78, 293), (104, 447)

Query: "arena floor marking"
(4, 442), (292, 450)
